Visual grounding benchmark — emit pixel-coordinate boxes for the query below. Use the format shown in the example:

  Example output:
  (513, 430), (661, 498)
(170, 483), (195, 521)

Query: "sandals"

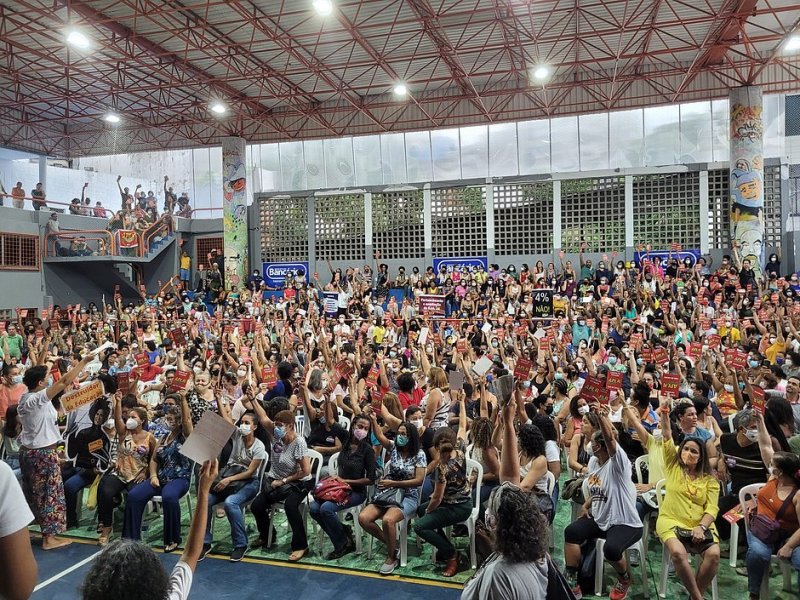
(288, 548), (308, 562)
(164, 542), (179, 553)
(98, 528), (112, 546)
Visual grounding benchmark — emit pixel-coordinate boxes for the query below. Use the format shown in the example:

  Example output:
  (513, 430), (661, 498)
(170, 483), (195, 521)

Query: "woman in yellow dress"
(656, 394), (721, 600)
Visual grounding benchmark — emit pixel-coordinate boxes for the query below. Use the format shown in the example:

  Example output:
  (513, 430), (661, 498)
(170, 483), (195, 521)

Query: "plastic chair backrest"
(466, 458), (483, 519)
(306, 448), (324, 486)
(329, 452), (340, 477)
(654, 478), (667, 508)
(635, 454), (649, 484)
(338, 415), (351, 431)
(465, 443), (474, 461)
(740, 482), (765, 538)
(544, 470), (556, 496)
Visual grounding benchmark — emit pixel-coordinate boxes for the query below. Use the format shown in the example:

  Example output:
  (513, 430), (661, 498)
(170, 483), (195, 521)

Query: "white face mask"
(237, 369), (247, 378)
(411, 418), (424, 430)
(744, 429), (759, 442)
(11, 374), (23, 385)
(125, 417), (139, 430)
(239, 424), (252, 435)
(723, 384), (734, 393)
(104, 419), (115, 429)
(193, 366), (203, 374)
(578, 405), (590, 415)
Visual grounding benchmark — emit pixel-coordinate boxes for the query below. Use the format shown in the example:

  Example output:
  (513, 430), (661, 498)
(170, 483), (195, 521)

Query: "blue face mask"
(554, 372), (564, 380)
(396, 435), (409, 447)
(608, 356), (618, 365)
(274, 426), (286, 440)
(748, 360), (759, 369)
(636, 358), (644, 366)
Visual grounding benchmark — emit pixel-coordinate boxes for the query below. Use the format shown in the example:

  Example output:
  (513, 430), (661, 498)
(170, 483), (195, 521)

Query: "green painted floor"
(60, 486), (797, 597)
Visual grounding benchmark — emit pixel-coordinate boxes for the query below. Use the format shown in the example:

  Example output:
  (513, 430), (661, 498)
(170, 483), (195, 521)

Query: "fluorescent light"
(103, 113), (121, 124)
(393, 83), (408, 97)
(532, 66), (550, 81)
(210, 102), (227, 115)
(66, 30), (91, 50)
(312, 0), (333, 16)
(785, 35), (800, 53)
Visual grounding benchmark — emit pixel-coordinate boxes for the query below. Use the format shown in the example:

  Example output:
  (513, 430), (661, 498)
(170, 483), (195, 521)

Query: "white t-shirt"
(461, 553), (548, 600)
(167, 560), (193, 600)
(544, 440), (560, 464)
(586, 448), (642, 530)
(17, 389), (61, 448)
(0, 461), (33, 537)
(228, 432), (268, 472)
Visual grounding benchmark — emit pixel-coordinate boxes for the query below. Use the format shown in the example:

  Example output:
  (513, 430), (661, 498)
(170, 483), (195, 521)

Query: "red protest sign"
(601, 316), (609, 334)
(117, 372), (130, 395)
(629, 333), (643, 351)
(456, 339), (467, 353)
(135, 352), (150, 368)
(653, 347), (669, 365)
(661, 373), (680, 397)
(707, 334), (722, 348)
(689, 342), (702, 359)
(335, 360), (354, 381)
(366, 364), (380, 389)
(724, 348), (747, 370)
(169, 328), (186, 347)
(514, 357), (532, 380)
(169, 370), (191, 392)
(750, 386), (766, 415)
(581, 375), (607, 402)
(261, 367), (277, 389)
(606, 370), (624, 390)
(642, 347), (653, 363)
(371, 386), (384, 411)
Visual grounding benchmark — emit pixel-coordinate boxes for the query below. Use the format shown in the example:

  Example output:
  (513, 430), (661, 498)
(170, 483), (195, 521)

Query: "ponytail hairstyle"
(773, 451), (800, 486)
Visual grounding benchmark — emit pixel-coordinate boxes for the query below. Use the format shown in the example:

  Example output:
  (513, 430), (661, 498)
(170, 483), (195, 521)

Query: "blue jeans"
(309, 491), (365, 552)
(421, 474), (435, 503)
(123, 478), (190, 545)
(64, 468), (96, 528)
(205, 478), (260, 549)
(746, 530), (800, 594)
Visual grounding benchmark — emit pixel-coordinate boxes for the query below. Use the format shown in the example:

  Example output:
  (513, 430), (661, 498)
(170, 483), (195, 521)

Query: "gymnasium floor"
(30, 540), (463, 600)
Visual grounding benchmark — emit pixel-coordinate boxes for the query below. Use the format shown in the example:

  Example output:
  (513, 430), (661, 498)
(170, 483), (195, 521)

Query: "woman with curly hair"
(460, 484), (550, 598)
(81, 461), (217, 600)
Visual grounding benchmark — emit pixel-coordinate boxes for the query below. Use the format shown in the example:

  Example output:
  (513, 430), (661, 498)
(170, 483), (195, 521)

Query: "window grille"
(707, 169), (730, 250)
(633, 172), (701, 249)
(195, 237), (223, 266)
(259, 196), (309, 262)
(431, 186), (487, 258)
(0, 233), (39, 270)
(560, 177), (625, 252)
(314, 193), (366, 262)
(371, 191), (425, 259)
(494, 183), (553, 255)
(764, 164), (782, 247)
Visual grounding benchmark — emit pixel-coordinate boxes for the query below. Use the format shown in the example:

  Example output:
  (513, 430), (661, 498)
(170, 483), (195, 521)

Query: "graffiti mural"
(729, 87), (764, 277)
(222, 137), (248, 290)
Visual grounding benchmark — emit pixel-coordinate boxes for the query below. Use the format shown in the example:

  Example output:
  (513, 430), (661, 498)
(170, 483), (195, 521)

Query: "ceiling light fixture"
(66, 30), (91, 50)
(210, 102), (227, 115)
(103, 113), (121, 124)
(312, 0), (334, 17)
(532, 66), (551, 81)
(393, 83), (408, 97)
(785, 35), (800, 53)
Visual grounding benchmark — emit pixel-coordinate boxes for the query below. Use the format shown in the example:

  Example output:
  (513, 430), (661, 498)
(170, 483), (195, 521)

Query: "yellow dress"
(655, 438), (720, 543)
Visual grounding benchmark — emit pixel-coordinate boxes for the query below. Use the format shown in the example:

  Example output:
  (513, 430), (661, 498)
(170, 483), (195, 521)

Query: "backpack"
(313, 477), (352, 505)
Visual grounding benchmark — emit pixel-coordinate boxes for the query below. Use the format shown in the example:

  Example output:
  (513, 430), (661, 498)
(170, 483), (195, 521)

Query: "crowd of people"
(1, 243), (800, 599)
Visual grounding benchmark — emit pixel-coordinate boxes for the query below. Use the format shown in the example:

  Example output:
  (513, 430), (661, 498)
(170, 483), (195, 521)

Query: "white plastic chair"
(635, 455), (654, 554)
(338, 415), (351, 431)
(655, 479), (718, 600)
(312, 451), (368, 555)
(740, 483), (794, 597)
(143, 470), (195, 529)
(581, 479), (650, 598)
(266, 449), (323, 548)
(366, 483), (424, 567)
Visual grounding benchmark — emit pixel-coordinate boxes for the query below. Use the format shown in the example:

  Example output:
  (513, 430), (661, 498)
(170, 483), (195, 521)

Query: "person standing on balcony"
(180, 251), (192, 287)
(93, 201), (106, 218)
(11, 182), (25, 209)
(46, 212), (60, 235)
(30, 183), (46, 211)
(164, 176), (177, 214)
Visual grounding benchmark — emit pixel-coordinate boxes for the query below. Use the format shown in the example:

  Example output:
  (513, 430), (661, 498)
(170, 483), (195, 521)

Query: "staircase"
(113, 263), (137, 289)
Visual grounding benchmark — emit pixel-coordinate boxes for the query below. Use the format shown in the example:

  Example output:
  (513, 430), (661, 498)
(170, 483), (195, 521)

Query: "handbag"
(213, 464), (249, 497)
(563, 477), (586, 503)
(313, 477), (352, 505)
(674, 527), (715, 554)
(750, 487), (798, 545)
(371, 485), (402, 508)
(85, 475), (101, 510)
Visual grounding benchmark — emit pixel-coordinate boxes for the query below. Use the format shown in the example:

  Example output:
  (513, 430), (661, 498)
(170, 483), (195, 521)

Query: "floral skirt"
(20, 448), (67, 535)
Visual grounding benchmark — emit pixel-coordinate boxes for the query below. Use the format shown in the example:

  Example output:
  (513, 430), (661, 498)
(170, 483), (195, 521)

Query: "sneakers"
(565, 570), (582, 600)
(570, 585), (583, 600)
(610, 575), (632, 600)
(198, 543), (213, 561)
(379, 559), (398, 575)
(229, 546), (247, 562)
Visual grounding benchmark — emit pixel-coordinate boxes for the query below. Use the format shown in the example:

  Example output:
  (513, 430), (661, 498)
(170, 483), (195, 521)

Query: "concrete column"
(423, 183), (433, 265)
(485, 180), (495, 262)
(624, 175), (634, 250)
(729, 86), (764, 276)
(699, 171), (710, 255)
(364, 191), (373, 262)
(552, 180), (562, 255)
(221, 137), (248, 290)
(307, 195), (317, 278)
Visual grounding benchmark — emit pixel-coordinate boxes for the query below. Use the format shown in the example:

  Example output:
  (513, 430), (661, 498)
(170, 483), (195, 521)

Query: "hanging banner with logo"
(117, 230), (139, 248)
(262, 262), (310, 288)
(634, 249), (701, 269)
(433, 256), (487, 275)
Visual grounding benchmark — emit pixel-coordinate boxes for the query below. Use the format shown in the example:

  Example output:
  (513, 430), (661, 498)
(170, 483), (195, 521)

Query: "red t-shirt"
(398, 387), (425, 411)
